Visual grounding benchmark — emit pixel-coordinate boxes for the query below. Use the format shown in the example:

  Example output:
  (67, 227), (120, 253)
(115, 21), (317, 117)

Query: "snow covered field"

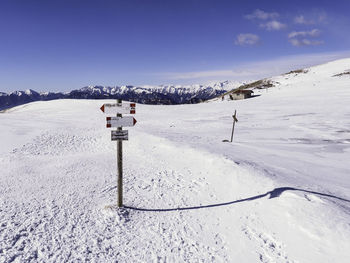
(1, 59), (350, 262)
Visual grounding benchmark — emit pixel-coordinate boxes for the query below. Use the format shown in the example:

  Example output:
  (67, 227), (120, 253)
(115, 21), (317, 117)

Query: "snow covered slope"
(0, 59), (350, 262)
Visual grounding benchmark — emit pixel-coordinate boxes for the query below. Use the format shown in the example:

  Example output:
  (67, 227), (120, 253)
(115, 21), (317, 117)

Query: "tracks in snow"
(0, 127), (297, 262)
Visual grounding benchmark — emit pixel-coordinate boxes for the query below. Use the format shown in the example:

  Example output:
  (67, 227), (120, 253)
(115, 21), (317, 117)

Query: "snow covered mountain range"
(0, 81), (241, 111)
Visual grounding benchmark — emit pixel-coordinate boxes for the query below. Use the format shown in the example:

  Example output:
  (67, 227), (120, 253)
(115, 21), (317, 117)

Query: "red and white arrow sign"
(106, 116), (137, 128)
(100, 103), (136, 114)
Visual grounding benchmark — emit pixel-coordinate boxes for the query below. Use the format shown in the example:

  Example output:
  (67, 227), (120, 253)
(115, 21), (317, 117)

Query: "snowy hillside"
(0, 59), (350, 262)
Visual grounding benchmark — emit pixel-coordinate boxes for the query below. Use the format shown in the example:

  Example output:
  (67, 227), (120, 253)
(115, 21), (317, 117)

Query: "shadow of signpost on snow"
(124, 187), (350, 212)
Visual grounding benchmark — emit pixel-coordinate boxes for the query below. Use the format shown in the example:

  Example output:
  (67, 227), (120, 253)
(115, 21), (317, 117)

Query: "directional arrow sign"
(111, 130), (128, 141)
(106, 116), (137, 128)
(100, 103), (136, 114)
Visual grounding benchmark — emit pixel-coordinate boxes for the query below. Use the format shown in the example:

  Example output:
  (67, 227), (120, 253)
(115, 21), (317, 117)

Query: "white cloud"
(289, 38), (324, 47)
(260, 20), (287, 31)
(235, 33), (260, 46)
(245, 9), (286, 32)
(155, 51), (350, 84)
(288, 29), (321, 39)
(294, 12), (328, 25)
(288, 29), (323, 47)
(160, 70), (254, 80)
(294, 15), (314, 25)
(245, 9), (279, 20)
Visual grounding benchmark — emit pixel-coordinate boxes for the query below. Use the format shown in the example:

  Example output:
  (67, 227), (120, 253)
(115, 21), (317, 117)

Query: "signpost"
(100, 103), (136, 114)
(100, 99), (137, 207)
(111, 130), (128, 141)
(106, 116), (137, 128)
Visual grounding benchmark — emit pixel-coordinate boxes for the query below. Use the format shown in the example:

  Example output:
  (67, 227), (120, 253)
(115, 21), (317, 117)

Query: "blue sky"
(1, 0), (350, 92)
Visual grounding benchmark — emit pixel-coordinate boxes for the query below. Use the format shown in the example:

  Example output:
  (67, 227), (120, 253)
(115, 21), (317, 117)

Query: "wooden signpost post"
(100, 100), (137, 207)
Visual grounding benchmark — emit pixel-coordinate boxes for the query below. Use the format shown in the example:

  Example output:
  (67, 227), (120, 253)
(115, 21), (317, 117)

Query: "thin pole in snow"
(230, 110), (238, 143)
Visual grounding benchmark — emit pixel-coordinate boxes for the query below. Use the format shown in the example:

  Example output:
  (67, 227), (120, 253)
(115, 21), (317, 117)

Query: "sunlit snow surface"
(0, 59), (350, 262)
